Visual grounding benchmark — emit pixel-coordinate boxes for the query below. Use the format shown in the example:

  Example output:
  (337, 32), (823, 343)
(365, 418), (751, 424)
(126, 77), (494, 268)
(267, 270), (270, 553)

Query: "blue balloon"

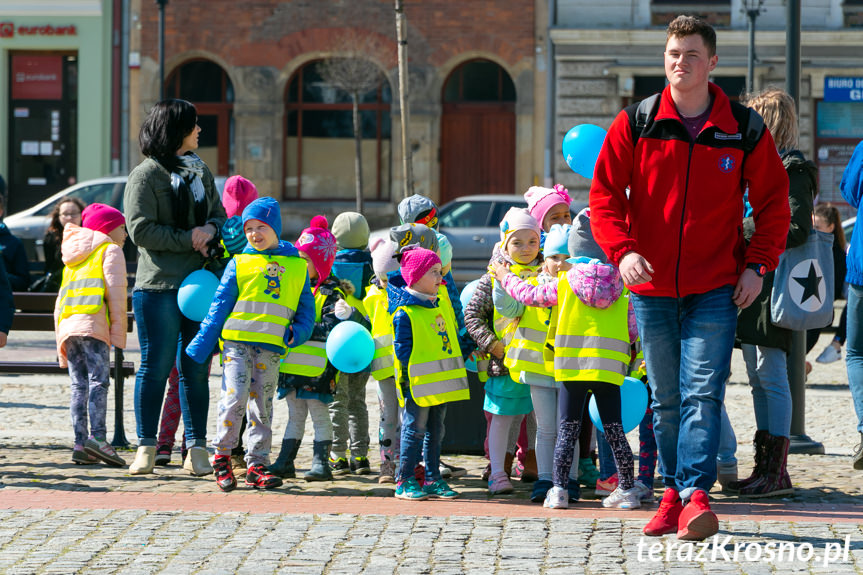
(562, 124), (607, 179)
(460, 279), (480, 311)
(178, 269), (220, 322)
(588, 376), (649, 434)
(326, 320), (375, 373)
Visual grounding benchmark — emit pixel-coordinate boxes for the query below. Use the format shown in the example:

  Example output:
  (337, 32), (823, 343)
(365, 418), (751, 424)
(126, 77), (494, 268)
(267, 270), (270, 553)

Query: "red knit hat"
(296, 215), (337, 294)
(81, 203), (125, 235)
(400, 247), (442, 287)
(222, 175), (258, 218)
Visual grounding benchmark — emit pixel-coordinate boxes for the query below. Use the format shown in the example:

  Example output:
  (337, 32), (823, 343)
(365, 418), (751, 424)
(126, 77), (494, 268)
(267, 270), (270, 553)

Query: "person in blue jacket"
(0, 188), (32, 291)
(186, 197), (315, 491)
(840, 140), (863, 471)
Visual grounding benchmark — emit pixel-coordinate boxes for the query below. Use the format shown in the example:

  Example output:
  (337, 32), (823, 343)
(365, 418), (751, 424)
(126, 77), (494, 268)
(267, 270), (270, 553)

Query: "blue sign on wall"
(824, 77), (863, 102)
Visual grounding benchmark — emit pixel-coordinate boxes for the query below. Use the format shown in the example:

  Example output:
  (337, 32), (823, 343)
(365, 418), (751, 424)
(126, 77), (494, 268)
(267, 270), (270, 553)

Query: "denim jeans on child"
(740, 343), (792, 436)
(397, 384), (446, 485)
(845, 284), (863, 433)
(67, 336), (110, 446)
(717, 403), (738, 468)
(133, 289), (211, 448)
(631, 285), (737, 499)
(213, 341), (280, 467)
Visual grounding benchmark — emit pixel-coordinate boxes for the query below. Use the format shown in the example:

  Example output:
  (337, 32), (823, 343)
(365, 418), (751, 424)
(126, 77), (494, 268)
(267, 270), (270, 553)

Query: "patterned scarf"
(170, 153), (208, 229)
(173, 153), (207, 203)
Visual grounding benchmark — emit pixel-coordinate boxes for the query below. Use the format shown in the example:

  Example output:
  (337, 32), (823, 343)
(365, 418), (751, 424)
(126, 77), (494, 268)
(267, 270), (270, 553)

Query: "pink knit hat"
(370, 237), (399, 280)
(524, 184), (572, 230)
(400, 247), (442, 287)
(81, 203), (125, 235)
(296, 215), (337, 294)
(222, 175), (258, 218)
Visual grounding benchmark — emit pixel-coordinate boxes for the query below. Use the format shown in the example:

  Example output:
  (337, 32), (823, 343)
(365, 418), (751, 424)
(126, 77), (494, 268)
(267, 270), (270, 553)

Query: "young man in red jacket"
(589, 15), (789, 540)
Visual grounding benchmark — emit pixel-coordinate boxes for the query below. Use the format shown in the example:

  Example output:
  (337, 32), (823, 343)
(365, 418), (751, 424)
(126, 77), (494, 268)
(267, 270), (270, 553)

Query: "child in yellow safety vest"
(186, 197), (316, 492)
(389, 246), (470, 500)
(464, 207), (541, 496)
(490, 207), (643, 510)
(269, 216), (370, 482)
(54, 203), (128, 468)
(364, 237), (401, 483)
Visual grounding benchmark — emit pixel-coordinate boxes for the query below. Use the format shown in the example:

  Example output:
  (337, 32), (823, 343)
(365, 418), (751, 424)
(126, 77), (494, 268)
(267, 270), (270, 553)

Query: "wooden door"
(440, 102), (515, 204)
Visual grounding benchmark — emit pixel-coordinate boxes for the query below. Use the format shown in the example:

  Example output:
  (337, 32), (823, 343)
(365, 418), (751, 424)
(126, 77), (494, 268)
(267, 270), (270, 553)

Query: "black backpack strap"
(729, 101), (765, 155)
(632, 93), (661, 145)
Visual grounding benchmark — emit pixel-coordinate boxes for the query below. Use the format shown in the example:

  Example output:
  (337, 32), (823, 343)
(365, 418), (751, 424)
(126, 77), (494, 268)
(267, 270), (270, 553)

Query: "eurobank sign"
(824, 77), (863, 102)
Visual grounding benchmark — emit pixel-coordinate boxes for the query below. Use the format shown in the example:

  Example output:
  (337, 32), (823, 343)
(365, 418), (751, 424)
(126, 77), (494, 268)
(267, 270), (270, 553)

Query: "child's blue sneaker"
(423, 479), (459, 499)
(567, 478), (581, 502)
(395, 478), (429, 500)
(530, 479), (553, 503)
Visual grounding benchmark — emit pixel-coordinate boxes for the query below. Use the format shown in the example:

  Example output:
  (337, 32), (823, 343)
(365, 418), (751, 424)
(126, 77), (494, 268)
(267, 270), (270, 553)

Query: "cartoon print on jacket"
(259, 261), (286, 299)
(431, 314), (452, 354)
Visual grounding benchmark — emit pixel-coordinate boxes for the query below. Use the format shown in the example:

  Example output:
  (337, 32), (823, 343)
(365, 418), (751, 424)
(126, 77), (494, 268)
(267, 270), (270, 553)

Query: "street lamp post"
(156, 0), (168, 100)
(742, 0), (764, 93)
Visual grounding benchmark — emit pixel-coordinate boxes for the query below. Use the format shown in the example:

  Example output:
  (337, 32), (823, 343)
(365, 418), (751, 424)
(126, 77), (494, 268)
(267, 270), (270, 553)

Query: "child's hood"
(566, 259), (624, 309)
(61, 223), (114, 267)
(332, 249), (371, 292)
(242, 239), (300, 258)
(386, 270), (435, 312)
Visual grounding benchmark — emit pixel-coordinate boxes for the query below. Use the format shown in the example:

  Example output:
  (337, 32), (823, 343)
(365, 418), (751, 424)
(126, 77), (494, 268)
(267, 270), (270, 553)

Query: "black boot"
(727, 429), (768, 492)
(304, 440), (333, 481)
(269, 438), (300, 478)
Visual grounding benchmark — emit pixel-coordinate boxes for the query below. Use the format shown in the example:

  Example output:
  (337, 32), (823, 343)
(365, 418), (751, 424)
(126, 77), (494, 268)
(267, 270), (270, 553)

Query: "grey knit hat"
(397, 194), (439, 230)
(389, 223), (439, 254)
(331, 211), (370, 250)
(568, 207), (607, 262)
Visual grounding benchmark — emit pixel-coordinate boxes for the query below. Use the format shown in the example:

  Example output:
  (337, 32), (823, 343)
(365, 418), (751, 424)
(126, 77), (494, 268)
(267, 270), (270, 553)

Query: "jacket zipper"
(676, 141), (695, 298)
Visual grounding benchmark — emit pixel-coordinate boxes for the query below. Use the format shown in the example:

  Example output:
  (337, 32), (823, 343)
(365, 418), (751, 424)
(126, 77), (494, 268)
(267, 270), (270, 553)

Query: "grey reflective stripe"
(514, 325), (546, 344)
(374, 334), (394, 347)
(412, 376), (469, 398)
(223, 318), (286, 338)
(67, 277), (104, 290)
(411, 356), (464, 378)
(284, 352), (327, 368)
(556, 335), (631, 356)
(233, 300), (295, 321)
(554, 355), (627, 374)
(507, 346), (544, 364)
(63, 294), (103, 307)
(371, 354), (394, 371)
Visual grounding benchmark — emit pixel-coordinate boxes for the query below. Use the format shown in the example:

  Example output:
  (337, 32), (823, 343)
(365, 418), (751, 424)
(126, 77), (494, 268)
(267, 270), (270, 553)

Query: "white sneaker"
(543, 485), (569, 509)
(816, 344), (842, 364)
(631, 480), (654, 502)
(602, 486), (642, 509)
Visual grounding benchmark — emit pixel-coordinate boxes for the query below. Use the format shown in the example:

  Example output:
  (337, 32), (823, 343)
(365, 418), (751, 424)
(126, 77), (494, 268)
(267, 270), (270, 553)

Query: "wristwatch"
(746, 263), (767, 277)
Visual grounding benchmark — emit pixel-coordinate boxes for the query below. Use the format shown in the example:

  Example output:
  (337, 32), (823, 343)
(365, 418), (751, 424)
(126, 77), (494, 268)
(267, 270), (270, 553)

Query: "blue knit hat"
(242, 197), (281, 238)
(544, 224), (571, 259)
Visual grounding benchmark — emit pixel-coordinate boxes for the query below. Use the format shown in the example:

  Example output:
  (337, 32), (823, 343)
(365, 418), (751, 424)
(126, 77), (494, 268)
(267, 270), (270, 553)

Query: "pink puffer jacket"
(53, 224), (127, 367)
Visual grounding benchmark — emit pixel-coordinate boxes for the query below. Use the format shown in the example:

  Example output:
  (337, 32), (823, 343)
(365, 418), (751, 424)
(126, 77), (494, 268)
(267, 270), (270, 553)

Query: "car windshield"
(33, 183), (120, 216)
(439, 201), (490, 228)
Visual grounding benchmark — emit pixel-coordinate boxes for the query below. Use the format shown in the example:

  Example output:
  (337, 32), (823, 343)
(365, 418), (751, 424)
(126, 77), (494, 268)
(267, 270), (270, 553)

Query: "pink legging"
(156, 362), (213, 450)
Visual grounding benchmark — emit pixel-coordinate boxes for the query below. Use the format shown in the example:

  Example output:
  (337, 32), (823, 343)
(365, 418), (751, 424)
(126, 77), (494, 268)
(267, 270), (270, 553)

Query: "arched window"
(166, 60), (234, 175)
(284, 60), (392, 200)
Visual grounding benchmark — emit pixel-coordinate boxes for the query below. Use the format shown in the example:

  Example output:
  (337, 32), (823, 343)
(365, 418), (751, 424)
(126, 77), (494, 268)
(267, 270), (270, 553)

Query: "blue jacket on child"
(332, 249), (374, 300)
(185, 240), (315, 362)
(842, 140), (863, 287)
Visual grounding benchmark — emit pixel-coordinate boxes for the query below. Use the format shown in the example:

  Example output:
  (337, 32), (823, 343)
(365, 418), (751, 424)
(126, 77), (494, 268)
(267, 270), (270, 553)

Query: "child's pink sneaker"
(488, 472), (514, 495)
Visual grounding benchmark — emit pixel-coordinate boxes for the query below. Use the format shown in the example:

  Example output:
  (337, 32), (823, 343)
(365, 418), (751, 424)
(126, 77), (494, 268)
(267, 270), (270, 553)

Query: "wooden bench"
(1, 292), (136, 448)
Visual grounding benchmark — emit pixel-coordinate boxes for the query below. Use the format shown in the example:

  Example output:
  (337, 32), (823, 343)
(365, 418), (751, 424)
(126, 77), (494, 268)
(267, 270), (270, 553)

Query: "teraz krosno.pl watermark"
(637, 535), (852, 566)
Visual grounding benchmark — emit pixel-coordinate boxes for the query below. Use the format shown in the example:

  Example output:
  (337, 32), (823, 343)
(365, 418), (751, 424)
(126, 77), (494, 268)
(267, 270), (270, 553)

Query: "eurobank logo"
(0, 22), (14, 38)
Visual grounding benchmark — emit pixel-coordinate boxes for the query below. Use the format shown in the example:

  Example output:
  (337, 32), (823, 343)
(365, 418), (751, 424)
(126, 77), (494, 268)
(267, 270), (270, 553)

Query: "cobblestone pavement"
(1, 328), (861, 573)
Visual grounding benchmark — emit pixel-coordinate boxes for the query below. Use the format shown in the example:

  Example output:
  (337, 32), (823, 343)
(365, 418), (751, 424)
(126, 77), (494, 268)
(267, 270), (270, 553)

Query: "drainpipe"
(121, 0), (130, 172)
(543, 0), (557, 187)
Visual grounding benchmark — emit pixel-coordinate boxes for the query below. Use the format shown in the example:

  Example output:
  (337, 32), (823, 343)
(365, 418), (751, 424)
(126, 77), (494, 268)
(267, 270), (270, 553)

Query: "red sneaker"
(212, 455), (237, 492)
(245, 464), (283, 490)
(677, 490), (719, 541)
(643, 488), (683, 536)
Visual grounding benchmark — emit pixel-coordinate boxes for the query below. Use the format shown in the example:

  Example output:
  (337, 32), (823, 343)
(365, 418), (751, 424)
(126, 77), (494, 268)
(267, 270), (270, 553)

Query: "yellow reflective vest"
(280, 286), (344, 377)
(394, 295), (469, 408)
(549, 271), (631, 385)
(363, 283), (395, 381)
(57, 243), (109, 323)
(222, 253), (307, 352)
(504, 277), (553, 380)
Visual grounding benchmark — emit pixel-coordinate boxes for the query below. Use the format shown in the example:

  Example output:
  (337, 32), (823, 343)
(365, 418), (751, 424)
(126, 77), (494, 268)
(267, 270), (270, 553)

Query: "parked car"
(370, 194), (588, 286)
(5, 175), (226, 262)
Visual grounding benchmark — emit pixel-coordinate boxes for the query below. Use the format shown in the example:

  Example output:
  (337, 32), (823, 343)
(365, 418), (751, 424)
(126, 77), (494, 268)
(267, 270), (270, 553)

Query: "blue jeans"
(740, 343), (792, 436)
(396, 383), (446, 485)
(845, 284), (863, 433)
(631, 285), (737, 499)
(133, 289), (211, 447)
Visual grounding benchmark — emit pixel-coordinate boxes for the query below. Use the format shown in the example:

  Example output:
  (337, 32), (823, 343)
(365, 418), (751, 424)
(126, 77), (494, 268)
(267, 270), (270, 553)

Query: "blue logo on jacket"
(718, 154), (735, 173)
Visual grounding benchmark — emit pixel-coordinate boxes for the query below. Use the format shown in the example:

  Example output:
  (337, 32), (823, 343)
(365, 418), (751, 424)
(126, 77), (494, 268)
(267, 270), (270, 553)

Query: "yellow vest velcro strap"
(62, 294), (104, 307)
(411, 376), (470, 400)
(223, 318), (288, 339)
(554, 355), (627, 375)
(410, 356), (465, 378)
(370, 354), (394, 372)
(556, 335), (631, 356)
(514, 325), (547, 344)
(232, 299), (296, 321)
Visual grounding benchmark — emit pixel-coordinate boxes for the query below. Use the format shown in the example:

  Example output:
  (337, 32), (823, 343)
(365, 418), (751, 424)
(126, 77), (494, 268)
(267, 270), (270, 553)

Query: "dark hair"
(48, 196), (87, 237)
(814, 203), (846, 253)
(666, 15), (717, 57)
(138, 99), (198, 172)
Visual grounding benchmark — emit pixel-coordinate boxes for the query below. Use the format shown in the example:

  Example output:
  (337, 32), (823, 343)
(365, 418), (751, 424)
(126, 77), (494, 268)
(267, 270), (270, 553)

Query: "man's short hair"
(666, 15), (717, 57)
